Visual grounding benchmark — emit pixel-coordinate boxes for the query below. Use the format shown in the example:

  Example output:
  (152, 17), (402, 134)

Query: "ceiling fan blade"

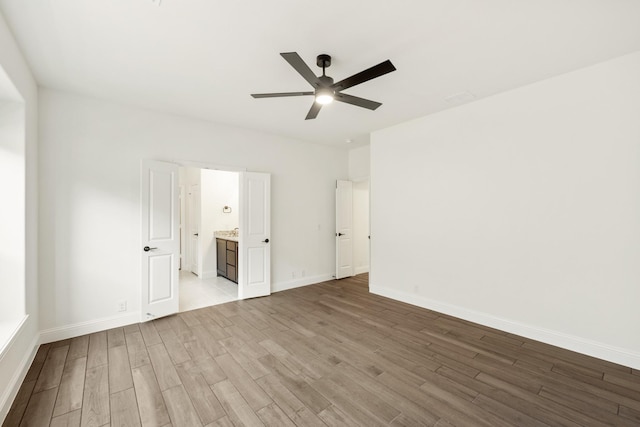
(332, 60), (396, 91)
(305, 102), (322, 120)
(334, 93), (382, 110)
(281, 52), (321, 88)
(251, 91), (314, 98)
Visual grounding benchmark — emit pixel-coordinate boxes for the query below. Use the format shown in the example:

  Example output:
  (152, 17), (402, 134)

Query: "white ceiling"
(1, 0), (640, 147)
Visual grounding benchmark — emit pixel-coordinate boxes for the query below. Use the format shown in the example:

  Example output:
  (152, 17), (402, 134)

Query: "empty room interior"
(1, 1), (640, 426)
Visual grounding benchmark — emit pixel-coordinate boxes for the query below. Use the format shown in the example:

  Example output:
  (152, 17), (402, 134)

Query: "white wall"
(0, 101), (25, 323)
(0, 9), (39, 423)
(200, 169), (239, 278)
(348, 145), (370, 180)
(371, 51), (640, 369)
(38, 89), (347, 337)
(180, 167), (201, 273)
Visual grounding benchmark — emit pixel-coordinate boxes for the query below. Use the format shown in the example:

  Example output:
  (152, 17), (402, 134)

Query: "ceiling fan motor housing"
(316, 54), (331, 68)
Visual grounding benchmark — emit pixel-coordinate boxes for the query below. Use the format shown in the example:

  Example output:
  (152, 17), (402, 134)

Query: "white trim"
(272, 274), (334, 293)
(0, 329), (39, 424)
(354, 265), (369, 275)
(39, 312), (140, 344)
(370, 284), (640, 370)
(0, 315), (28, 361)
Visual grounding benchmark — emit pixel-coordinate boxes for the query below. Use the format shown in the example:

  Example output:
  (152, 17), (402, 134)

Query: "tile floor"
(178, 270), (237, 312)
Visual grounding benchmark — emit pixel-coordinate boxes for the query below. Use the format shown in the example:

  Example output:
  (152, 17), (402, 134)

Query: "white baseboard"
(355, 265), (369, 275)
(272, 274), (334, 293)
(0, 323), (39, 424)
(370, 284), (640, 370)
(39, 312), (141, 344)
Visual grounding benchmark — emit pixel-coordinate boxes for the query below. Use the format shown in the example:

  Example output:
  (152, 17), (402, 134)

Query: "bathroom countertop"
(214, 231), (239, 242)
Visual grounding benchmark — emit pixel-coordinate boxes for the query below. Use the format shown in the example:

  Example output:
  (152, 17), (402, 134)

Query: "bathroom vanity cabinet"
(216, 238), (238, 283)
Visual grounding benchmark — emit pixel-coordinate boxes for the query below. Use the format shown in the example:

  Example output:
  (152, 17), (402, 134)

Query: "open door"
(336, 180), (354, 279)
(239, 172), (271, 299)
(141, 160), (180, 322)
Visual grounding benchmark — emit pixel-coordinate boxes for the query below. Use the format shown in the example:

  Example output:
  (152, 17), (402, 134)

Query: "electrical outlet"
(117, 300), (127, 312)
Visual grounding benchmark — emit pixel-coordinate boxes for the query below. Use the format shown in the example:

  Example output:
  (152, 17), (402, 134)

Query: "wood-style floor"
(4, 274), (640, 426)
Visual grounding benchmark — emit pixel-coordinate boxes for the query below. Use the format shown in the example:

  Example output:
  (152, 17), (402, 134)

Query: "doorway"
(352, 179), (370, 275)
(179, 167), (239, 312)
(335, 179), (370, 279)
(141, 160), (272, 322)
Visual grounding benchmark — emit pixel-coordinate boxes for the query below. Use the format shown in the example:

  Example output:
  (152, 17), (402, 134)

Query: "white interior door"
(239, 172), (271, 299)
(336, 180), (354, 279)
(141, 160), (179, 322)
(188, 184), (200, 275)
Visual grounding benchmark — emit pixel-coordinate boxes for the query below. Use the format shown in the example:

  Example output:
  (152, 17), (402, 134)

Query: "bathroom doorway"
(141, 160), (271, 321)
(179, 167), (240, 311)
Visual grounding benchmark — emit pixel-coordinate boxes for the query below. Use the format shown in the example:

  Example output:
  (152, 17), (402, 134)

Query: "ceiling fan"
(251, 52), (396, 120)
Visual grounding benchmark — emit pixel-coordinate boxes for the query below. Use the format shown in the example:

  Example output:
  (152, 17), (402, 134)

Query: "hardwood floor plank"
(110, 388), (141, 427)
(123, 323), (141, 335)
(106, 328), (126, 349)
(317, 404), (366, 427)
(86, 332), (108, 369)
(139, 320), (163, 347)
(619, 405), (640, 423)
(175, 361), (226, 424)
(50, 409), (81, 427)
(108, 345), (133, 394)
(17, 388), (57, 426)
(67, 335), (90, 361)
(211, 380), (264, 427)
(183, 339), (210, 361)
(2, 380), (36, 427)
(125, 331), (151, 368)
(192, 357), (227, 386)
(255, 374), (326, 427)
(255, 403), (296, 426)
(258, 354), (330, 415)
(204, 416), (234, 427)
(162, 384), (203, 426)
(472, 393), (548, 427)
(215, 353), (272, 411)
(34, 345), (69, 392)
(53, 356), (87, 417)
(132, 364), (171, 427)
(220, 336), (270, 380)
(158, 328), (192, 365)
(147, 343), (182, 391)
(80, 365), (109, 427)
(310, 376), (386, 426)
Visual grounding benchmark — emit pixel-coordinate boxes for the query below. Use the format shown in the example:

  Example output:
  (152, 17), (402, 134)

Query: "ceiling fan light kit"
(251, 52), (396, 120)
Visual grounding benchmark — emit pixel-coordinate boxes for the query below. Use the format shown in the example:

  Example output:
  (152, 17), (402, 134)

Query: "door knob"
(262, 238), (269, 243)
(337, 233), (344, 236)
(194, 233), (199, 236)
(143, 246), (157, 252)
